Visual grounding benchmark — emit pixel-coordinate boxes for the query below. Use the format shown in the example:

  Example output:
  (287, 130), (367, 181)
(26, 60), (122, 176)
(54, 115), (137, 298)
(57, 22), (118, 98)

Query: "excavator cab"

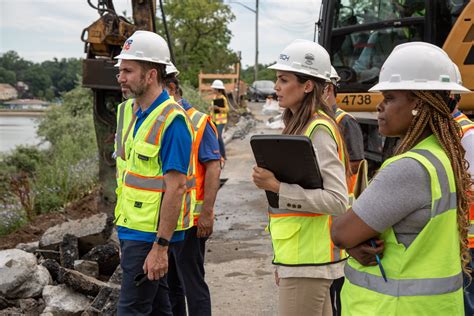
(318, 0), (473, 171)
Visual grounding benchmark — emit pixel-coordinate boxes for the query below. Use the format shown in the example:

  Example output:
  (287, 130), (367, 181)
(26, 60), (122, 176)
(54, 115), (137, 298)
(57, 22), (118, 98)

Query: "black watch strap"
(154, 236), (170, 247)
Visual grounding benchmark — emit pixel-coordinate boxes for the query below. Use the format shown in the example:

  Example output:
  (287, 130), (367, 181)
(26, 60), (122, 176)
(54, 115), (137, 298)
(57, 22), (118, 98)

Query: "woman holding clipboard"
(252, 39), (350, 315)
(210, 79), (229, 161)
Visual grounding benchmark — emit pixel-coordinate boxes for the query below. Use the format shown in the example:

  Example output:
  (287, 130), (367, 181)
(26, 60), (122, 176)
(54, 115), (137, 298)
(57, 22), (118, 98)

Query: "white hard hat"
(115, 31), (171, 65)
(166, 62), (180, 76)
(211, 80), (225, 90)
(268, 39), (331, 81)
(453, 63), (462, 85)
(329, 66), (340, 83)
(369, 42), (469, 94)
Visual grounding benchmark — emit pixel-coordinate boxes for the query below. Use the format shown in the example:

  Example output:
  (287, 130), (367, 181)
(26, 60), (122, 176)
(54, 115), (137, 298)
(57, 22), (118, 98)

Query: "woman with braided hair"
(331, 42), (473, 316)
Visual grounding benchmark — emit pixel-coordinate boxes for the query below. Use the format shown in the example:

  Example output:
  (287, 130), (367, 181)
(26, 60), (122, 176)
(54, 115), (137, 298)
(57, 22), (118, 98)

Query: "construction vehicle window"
(333, 0), (426, 28)
(331, 25), (424, 85)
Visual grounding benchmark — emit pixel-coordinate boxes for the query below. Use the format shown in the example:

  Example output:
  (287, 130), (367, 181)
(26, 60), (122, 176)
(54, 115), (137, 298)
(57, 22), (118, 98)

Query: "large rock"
(39, 213), (113, 254)
(41, 259), (117, 297)
(82, 243), (119, 276)
(0, 249), (51, 299)
(42, 285), (91, 316)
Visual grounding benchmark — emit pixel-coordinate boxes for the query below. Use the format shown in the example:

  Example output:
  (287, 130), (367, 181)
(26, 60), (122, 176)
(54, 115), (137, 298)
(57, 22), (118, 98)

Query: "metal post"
(254, 0), (259, 82)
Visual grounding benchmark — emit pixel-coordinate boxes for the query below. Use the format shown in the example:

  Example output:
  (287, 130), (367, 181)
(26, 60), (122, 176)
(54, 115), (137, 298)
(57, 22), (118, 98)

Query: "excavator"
(318, 0), (474, 172)
(81, 0), (157, 207)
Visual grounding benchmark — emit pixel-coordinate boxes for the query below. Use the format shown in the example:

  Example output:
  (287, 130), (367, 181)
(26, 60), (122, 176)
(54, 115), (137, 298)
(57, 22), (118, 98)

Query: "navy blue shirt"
(118, 90), (192, 243)
(178, 98), (221, 163)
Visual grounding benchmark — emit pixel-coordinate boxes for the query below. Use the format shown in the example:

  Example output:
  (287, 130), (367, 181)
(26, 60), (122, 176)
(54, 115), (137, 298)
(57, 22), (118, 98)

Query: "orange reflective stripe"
(145, 104), (181, 144)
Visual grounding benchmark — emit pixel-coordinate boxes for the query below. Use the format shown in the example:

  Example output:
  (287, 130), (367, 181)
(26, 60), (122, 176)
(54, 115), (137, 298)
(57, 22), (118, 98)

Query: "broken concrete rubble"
(39, 213), (113, 254)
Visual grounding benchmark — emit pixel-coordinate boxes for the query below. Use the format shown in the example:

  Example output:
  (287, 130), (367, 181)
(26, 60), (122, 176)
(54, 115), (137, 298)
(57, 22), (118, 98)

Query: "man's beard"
(122, 78), (147, 99)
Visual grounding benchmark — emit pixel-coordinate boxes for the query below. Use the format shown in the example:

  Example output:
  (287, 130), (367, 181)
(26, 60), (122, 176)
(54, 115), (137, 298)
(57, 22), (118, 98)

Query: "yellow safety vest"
(268, 112), (348, 265)
(342, 135), (463, 316)
(211, 96), (228, 125)
(116, 98), (196, 232)
(114, 99), (135, 222)
(187, 107), (218, 225)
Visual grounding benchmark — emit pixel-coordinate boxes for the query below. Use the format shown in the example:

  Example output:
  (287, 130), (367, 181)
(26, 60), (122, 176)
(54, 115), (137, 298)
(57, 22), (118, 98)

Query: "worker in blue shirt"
(164, 64), (221, 316)
(114, 31), (194, 315)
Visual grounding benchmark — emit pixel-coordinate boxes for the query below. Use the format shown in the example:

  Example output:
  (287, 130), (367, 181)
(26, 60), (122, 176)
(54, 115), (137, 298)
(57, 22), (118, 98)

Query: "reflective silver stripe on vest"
(183, 192), (191, 227)
(124, 173), (165, 191)
(116, 101), (128, 155)
(469, 224), (474, 235)
(191, 112), (205, 130)
(333, 247), (342, 261)
(268, 206), (317, 216)
(458, 119), (470, 127)
(345, 264), (462, 297)
(145, 104), (181, 144)
(124, 173), (196, 191)
(194, 203), (203, 214)
(410, 149), (457, 217)
(186, 177), (196, 189)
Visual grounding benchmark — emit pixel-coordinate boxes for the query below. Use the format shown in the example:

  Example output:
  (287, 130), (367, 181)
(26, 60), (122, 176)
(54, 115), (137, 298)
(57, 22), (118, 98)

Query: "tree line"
(0, 51), (81, 101)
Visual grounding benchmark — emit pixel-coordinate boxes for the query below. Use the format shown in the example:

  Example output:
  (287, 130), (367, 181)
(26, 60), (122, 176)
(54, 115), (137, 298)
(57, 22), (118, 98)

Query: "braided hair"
(395, 90), (473, 278)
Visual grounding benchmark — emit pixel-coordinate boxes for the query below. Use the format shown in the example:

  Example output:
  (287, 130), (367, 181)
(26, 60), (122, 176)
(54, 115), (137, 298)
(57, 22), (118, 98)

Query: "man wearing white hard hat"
(164, 64), (221, 316)
(114, 30), (196, 315)
(332, 42), (471, 315)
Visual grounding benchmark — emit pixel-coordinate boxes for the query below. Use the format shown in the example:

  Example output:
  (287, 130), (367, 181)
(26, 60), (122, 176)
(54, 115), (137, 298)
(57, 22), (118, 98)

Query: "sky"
(0, 0), (321, 69)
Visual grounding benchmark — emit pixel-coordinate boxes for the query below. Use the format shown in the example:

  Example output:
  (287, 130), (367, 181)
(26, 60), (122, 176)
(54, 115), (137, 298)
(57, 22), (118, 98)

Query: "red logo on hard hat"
(123, 39), (133, 51)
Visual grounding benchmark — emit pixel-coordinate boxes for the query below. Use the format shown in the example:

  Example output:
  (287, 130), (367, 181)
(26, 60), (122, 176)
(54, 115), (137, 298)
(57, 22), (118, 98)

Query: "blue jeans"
(168, 226), (211, 316)
(118, 239), (172, 316)
(216, 123), (226, 160)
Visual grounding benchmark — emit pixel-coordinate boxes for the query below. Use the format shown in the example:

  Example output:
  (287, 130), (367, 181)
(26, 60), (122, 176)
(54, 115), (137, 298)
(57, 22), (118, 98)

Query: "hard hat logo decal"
(123, 39), (133, 51)
(279, 54), (290, 61)
(304, 53), (315, 65)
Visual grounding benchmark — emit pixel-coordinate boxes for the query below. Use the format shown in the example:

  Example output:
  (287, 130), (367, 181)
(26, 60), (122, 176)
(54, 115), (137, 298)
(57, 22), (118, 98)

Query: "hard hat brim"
(115, 53), (172, 66)
(369, 81), (471, 94)
(268, 63), (329, 81)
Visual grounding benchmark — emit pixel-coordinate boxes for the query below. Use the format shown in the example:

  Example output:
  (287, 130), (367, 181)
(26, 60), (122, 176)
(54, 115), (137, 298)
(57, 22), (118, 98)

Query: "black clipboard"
(213, 98), (225, 114)
(250, 135), (323, 208)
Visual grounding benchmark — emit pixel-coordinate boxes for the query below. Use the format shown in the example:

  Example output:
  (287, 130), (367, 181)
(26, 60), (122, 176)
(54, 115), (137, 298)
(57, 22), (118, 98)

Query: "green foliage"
(240, 63), (277, 85)
(156, 0), (238, 86)
(0, 67), (16, 85)
(1, 84), (98, 221)
(3, 146), (43, 176)
(0, 50), (81, 100)
(181, 82), (210, 113)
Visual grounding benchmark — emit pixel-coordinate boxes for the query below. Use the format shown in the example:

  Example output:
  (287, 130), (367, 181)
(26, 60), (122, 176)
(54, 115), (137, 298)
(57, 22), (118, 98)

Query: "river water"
(0, 115), (42, 153)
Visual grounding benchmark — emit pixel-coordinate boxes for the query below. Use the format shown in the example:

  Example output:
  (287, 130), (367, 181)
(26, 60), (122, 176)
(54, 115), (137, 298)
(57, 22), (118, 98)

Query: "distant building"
(4, 99), (49, 110)
(0, 84), (18, 101)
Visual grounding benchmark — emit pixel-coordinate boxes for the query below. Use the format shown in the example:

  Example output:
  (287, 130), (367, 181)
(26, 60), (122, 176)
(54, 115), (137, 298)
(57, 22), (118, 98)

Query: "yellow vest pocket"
(270, 222), (301, 265)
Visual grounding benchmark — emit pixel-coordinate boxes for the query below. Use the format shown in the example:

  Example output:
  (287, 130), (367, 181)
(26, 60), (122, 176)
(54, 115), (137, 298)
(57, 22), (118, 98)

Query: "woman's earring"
(412, 109), (419, 116)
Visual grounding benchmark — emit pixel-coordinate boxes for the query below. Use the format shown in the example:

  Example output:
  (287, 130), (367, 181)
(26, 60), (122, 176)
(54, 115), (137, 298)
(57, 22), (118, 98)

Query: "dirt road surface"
(206, 102), (280, 315)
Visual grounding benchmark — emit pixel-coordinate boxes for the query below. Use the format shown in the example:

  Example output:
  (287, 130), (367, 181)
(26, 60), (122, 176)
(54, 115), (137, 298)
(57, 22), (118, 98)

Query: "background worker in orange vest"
(165, 65), (221, 316)
(449, 64), (474, 315)
(325, 66), (364, 315)
(210, 80), (229, 162)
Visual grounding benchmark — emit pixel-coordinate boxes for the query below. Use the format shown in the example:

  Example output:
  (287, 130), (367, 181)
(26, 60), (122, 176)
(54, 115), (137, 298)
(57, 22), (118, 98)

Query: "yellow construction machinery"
(318, 0), (474, 170)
